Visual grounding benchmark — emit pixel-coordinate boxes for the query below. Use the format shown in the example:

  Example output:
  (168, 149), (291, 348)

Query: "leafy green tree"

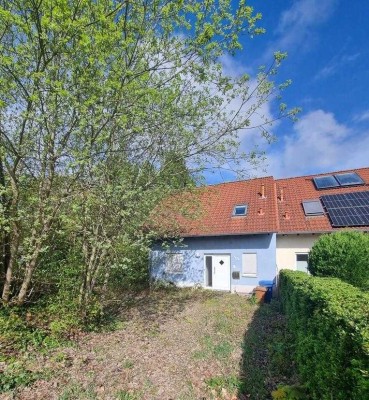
(0, 0), (297, 306)
(308, 232), (369, 289)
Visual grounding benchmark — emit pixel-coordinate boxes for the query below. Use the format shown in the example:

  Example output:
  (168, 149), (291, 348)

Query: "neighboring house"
(150, 167), (369, 293)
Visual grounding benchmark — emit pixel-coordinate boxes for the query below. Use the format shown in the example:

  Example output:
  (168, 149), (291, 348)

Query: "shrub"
(308, 231), (369, 289)
(279, 270), (369, 400)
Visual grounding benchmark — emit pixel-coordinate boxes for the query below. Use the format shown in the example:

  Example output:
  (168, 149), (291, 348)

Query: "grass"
(1, 288), (298, 399)
(58, 382), (97, 400)
(115, 390), (141, 400)
(122, 359), (134, 369)
(206, 375), (246, 395)
(238, 300), (301, 399)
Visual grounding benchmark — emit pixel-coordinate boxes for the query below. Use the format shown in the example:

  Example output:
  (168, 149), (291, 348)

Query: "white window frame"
(296, 252), (309, 273)
(233, 204), (248, 216)
(165, 252), (184, 274)
(242, 253), (257, 277)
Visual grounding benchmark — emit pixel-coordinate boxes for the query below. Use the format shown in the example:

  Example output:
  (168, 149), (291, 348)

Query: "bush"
(279, 270), (369, 400)
(308, 231), (369, 289)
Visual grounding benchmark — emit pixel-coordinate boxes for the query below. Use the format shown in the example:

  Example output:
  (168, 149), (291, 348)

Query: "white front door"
(205, 254), (231, 291)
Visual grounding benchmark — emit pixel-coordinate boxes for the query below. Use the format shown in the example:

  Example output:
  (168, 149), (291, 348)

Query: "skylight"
(233, 204), (248, 216)
(302, 200), (325, 216)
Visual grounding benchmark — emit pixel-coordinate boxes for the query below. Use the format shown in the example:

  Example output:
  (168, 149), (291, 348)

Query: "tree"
(0, 0), (297, 306)
(308, 231), (369, 289)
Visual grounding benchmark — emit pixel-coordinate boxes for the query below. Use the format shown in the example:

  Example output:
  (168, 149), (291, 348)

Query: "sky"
(207, 0), (369, 183)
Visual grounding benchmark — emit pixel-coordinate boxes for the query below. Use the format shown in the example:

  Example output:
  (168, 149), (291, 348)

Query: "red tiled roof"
(153, 167), (369, 237)
(152, 177), (278, 237)
(275, 167), (369, 233)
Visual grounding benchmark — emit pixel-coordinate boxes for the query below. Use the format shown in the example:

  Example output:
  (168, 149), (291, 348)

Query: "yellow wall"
(276, 234), (321, 272)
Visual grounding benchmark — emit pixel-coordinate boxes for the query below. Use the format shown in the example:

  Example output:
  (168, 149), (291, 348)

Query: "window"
(233, 204), (248, 216)
(165, 253), (183, 274)
(296, 253), (309, 273)
(242, 253), (257, 277)
(302, 200), (324, 216)
(205, 256), (213, 287)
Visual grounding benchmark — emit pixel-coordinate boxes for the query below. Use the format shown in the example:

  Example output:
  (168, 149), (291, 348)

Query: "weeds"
(206, 375), (245, 396)
(238, 301), (301, 399)
(58, 382), (97, 400)
(0, 362), (45, 393)
(122, 359), (134, 369)
(115, 390), (141, 400)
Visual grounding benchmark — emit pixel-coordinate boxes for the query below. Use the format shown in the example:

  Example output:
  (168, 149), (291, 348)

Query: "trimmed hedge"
(279, 270), (369, 400)
(308, 231), (369, 289)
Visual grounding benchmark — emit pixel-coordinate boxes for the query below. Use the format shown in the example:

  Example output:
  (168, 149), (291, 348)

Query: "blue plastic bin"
(258, 280), (274, 303)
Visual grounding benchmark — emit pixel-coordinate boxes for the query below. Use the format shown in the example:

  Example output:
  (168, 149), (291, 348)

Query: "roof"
(276, 167), (369, 233)
(152, 167), (369, 237)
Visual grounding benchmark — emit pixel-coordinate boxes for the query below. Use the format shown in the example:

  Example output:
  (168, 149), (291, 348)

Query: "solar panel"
(302, 200), (324, 216)
(320, 191), (369, 227)
(313, 175), (339, 190)
(334, 172), (364, 187)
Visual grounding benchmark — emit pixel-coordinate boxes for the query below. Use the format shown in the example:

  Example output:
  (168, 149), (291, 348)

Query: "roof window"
(233, 204), (248, 216)
(302, 200), (324, 216)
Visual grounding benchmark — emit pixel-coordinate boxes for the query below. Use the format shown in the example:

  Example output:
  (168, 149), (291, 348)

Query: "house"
(150, 167), (369, 293)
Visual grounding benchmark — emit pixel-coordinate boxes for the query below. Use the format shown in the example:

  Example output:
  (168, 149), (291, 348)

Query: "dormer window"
(233, 204), (248, 216)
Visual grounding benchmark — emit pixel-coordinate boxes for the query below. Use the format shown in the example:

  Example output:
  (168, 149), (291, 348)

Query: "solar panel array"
(320, 191), (369, 227)
(313, 172), (365, 190)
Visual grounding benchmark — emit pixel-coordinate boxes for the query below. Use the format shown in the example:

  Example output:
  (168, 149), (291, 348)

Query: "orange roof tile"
(153, 167), (369, 237)
(152, 177), (278, 236)
(275, 167), (369, 233)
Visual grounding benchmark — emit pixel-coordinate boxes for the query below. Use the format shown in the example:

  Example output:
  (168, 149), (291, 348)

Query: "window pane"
(233, 204), (248, 216)
(242, 253), (257, 276)
(302, 200), (324, 216)
(166, 253), (183, 274)
(296, 254), (308, 262)
(205, 256), (212, 287)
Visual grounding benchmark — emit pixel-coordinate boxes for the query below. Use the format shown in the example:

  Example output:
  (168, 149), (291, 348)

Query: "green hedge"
(308, 231), (369, 289)
(279, 270), (369, 400)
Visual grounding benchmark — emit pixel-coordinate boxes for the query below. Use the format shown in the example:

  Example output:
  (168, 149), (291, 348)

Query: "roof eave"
(181, 231), (276, 238)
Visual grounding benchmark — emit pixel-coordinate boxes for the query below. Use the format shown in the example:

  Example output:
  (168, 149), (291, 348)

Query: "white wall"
(276, 234), (321, 272)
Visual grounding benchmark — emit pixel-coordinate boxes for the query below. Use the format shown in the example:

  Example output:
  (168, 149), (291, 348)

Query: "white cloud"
(354, 110), (369, 123)
(220, 55), (278, 145)
(315, 52), (360, 80)
(266, 109), (369, 178)
(262, 0), (337, 60)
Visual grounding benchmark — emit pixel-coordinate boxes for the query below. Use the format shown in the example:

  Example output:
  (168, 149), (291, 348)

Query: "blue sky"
(207, 0), (369, 183)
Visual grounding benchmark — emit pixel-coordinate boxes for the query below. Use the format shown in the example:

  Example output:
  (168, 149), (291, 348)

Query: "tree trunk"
(1, 170), (21, 303)
(0, 156), (11, 293)
(1, 224), (20, 303)
(16, 249), (40, 305)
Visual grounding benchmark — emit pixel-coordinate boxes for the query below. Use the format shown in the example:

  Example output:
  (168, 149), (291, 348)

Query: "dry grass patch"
(1, 288), (257, 400)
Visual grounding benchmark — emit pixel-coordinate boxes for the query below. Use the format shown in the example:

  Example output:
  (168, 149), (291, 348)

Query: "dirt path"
(2, 289), (257, 400)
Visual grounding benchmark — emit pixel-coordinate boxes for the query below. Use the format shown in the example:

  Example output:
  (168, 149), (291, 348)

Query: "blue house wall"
(150, 233), (276, 293)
